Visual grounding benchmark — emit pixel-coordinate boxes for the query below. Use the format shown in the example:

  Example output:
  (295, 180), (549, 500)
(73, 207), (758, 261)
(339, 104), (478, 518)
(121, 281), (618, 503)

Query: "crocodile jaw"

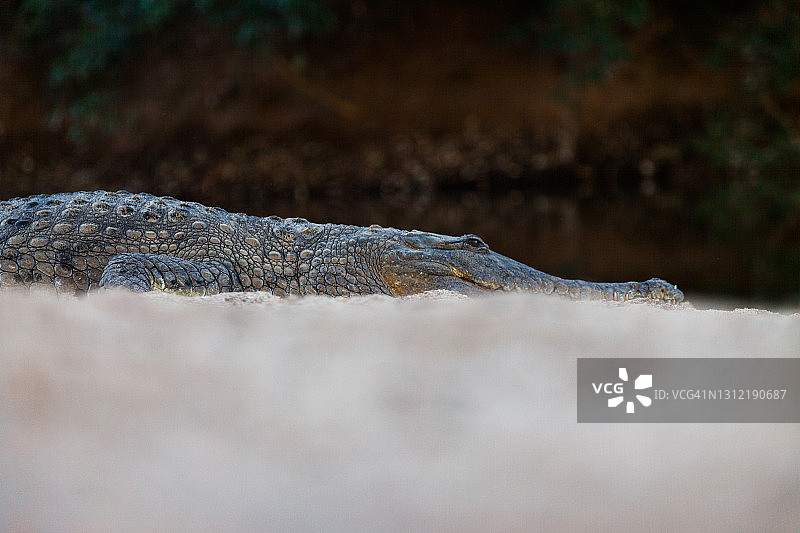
(377, 231), (685, 302)
(378, 240), (547, 296)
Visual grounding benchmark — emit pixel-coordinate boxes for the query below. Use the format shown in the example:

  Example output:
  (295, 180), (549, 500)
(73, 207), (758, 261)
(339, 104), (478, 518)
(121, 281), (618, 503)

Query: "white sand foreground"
(1, 291), (798, 532)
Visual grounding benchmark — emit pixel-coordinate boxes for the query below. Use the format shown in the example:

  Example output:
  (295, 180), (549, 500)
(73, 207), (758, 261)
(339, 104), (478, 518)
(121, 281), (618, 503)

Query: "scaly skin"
(0, 191), (684, 302)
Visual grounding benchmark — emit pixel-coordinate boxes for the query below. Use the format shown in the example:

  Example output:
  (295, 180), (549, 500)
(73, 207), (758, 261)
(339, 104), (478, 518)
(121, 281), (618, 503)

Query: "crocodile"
(0, 191), (684, 302)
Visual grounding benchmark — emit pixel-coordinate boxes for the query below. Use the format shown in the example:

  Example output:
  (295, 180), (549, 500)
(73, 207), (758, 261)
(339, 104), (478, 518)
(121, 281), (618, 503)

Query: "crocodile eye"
(464, 237), (487, 250)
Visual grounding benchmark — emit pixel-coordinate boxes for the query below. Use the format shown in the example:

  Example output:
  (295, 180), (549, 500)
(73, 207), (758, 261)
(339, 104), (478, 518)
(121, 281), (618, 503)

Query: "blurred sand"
(1, 291), (798, 532)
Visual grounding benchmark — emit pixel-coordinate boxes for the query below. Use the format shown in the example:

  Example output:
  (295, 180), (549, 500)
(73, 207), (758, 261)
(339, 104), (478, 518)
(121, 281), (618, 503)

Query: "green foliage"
(509, 0), (651, 81)
(10, 0), (335, 142)
(19, 0), (178, 86)
(197, 0), (335, 46)
(18, 0), (335, 85)
(709, 1), (800, 92)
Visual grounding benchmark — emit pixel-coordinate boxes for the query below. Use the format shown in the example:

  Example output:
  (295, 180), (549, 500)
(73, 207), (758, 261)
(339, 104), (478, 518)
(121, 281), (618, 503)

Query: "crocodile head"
(375, 229), (684, 303)
(377, 230), (550, 296)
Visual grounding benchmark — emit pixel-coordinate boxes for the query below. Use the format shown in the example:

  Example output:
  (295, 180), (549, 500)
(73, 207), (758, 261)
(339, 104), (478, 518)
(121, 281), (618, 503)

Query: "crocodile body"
(0, 191), (684, 302)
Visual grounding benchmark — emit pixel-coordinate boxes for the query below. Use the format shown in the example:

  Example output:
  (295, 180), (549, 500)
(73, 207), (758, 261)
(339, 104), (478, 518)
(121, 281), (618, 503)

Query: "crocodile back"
(0, 191), (245, 294)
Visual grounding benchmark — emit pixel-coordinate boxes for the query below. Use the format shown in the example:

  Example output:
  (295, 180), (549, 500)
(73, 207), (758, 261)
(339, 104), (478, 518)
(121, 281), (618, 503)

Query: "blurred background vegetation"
(1, 0), (799, 304)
